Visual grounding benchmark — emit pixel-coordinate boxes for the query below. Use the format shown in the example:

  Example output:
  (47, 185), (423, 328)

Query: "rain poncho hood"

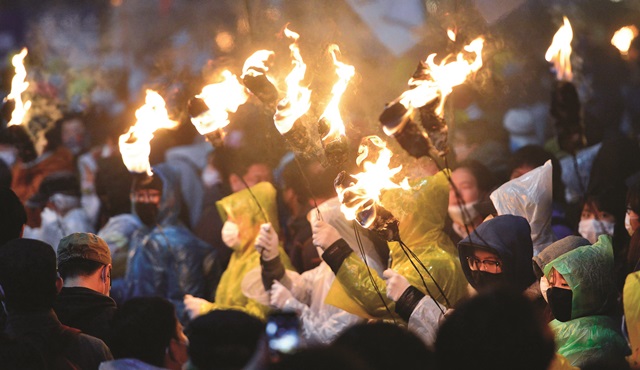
(544, 235), (630, 368)
(133, 163), (181, 227)
(543, 235), (617, 319)
(325, 170), (468, 320)
(202, 181), (293, 321)
(458, 214), (536, 293)
(532, 236), (590, 279)
(624, 271), (640, 369)
(490, 161), (556, 255)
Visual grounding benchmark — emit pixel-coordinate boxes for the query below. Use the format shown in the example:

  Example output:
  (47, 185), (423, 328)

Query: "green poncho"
(544, 235), (630, 368)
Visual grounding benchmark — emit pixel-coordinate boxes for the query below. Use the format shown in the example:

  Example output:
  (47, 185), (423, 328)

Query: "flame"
(385, 37), (484, 131)
(447, 29), (456, 42)
(611, 25), (638, 56)
(241, 50), (275, 78)
(191, 70), (248, 136)
(6, 48), (31, 127)
(337, 136), (409, 227)
(119, 90), (178, 175)
(319, 45), (355, 142)
(545, 16), (573, 81)
(273, 26), (312, 134)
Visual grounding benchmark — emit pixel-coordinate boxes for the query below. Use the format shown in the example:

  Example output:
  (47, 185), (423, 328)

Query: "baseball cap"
(57, 233), (112, 266)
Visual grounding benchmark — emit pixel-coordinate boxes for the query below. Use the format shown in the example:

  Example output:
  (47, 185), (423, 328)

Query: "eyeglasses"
(466, 256), (502, 273)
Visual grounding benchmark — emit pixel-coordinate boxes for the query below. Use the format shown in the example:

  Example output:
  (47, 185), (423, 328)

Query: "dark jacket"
(53, 286), (117, 342)
(4, 309), (112, 369)
(111, 164), (218, 322)
(458, 214), (536, 293)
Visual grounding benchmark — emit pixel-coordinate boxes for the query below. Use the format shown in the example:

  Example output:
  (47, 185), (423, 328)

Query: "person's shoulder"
(66, 332), (113, 367)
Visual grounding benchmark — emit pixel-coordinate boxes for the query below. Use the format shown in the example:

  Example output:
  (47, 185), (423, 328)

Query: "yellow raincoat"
(200, 182), (293, 321)
(326, 170), (468, 320)
(625, 271), (640, 369)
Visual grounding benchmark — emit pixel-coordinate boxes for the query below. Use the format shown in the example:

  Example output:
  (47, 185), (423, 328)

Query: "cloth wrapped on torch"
(334, 136), (410, 242)
(241, 50), (279, 108)
(119, 90), (178, 186)
(545, 17), (585, 155)
(273, 27), (313, 155)
(189, 70), (249, 148)
(379, 37), (484, 159)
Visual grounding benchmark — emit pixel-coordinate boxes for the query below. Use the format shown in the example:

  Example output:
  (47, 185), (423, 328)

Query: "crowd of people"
(1, 38), (640, 368)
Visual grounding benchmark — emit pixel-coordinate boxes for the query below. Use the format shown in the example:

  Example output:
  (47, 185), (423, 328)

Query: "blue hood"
(458, 215), (536, 292)
(131, 163), (181, 227)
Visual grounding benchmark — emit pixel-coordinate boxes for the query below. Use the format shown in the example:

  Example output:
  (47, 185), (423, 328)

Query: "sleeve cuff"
(322, 239), (353, 274)
(261, 256), (285, 290)
(395, 286), (425, 322)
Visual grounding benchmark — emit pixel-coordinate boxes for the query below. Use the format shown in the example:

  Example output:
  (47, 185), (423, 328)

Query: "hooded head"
(458, 215), (536, 292)
(131, 163), (181, 228)
(543, 235), (616, 321)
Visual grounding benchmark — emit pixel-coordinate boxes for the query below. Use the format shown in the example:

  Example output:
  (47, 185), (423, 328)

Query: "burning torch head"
(241, 50), (278, 106)
(379, 104), (432, 159)
(188, 96), (226, 148)
(334, 170), (400, 242)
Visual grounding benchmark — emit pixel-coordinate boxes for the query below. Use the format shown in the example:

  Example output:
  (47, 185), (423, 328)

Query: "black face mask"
(470, 271), (506, 291)
(134, 202), (159, 227)
(547, 287), (573, 322)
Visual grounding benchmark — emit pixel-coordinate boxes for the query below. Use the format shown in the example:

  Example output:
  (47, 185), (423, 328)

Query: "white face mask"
(540, 276), (550, 302)
(201, 166), (221, 187)
(626, 212), (638, 236)
(221, 220), (240, 250)
(0, 150), (17, 167)
(578, 218), (615, 244)
(448, 201), (479, 227)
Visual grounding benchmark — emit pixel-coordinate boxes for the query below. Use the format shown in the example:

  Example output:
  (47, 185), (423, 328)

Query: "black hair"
(58, 259), (104, 280)
(627, 176), (640, 216)
(271, 346), (370, 370)
(185, 310), (264, 370)
(0, 125), (37, 163)
(435, 287), (555, 370)
(454, 159), (497, 195)
(108, 297), (178, 368)
(0, 239), (58, 313)
(332, 322), (435, 370)
(0, 187), (26, 245)
(509, 145), (565, 204)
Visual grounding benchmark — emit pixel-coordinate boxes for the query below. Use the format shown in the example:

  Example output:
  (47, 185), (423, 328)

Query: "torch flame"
(611, 25), (638, 56)
(6, 48), (31, 127)
(119, 90), (178, 176)
(191, 70), (249, 135)
(273, 26), (312, 134)
(386, 36), (484, 130)
(545, 16), (573, 81)
(241, 50), (275, 78)
(337, 136), (409, 227)
(447, 29), (456, 42)
(319, 45), (355, 142)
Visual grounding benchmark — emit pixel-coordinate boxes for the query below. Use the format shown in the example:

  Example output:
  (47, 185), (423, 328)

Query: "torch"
(611, 26), (638, 59)
(1, 48), (37, 163)
(334, 136), (409, 242)
(545, 17), (585, 155)
(272, 26), (313, 155)
(188, 70), (249, 148)
(241, 50), (279, 108)
(317, 44), (355, 168)
(379, 37), (484, 159)
(119, 90), (179, 185)
(4, 48), (31, 128)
